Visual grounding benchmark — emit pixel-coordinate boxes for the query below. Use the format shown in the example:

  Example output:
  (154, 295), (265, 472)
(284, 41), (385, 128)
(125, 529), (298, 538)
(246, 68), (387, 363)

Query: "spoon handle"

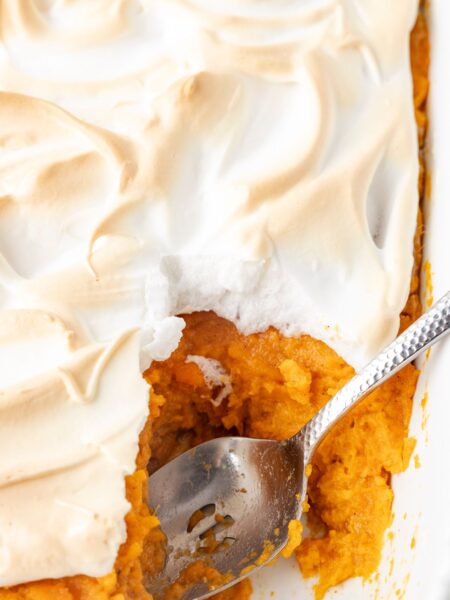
(298, 290), (450, 462)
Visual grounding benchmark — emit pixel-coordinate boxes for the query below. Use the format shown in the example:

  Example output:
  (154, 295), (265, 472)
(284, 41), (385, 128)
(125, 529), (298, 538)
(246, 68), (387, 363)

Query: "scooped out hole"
(187, 503), (216, 533)
(199, 514), (235, 540)
(197, 536), (237, 554)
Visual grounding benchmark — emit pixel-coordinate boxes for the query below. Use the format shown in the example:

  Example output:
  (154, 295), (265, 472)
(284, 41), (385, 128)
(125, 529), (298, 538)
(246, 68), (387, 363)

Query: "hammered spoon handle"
(298, 290), (450, 462)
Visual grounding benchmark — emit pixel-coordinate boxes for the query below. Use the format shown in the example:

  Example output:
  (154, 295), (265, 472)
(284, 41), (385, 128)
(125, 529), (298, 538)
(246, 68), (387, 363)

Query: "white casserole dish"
(250, 2), (450, 598)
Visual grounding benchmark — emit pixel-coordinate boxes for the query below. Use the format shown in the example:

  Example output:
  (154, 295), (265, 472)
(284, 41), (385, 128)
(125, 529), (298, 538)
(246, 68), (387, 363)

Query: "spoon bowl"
(147, 436), (306, 600)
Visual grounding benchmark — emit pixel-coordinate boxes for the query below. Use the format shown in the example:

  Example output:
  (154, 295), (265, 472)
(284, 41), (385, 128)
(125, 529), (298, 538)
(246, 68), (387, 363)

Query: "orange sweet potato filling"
(148, 307), (419, 600)
(0, 12), (429, 600)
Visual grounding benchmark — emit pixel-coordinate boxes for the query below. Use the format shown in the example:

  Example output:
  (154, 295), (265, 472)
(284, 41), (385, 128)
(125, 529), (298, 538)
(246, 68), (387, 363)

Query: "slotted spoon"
(147, 291), (450, 600)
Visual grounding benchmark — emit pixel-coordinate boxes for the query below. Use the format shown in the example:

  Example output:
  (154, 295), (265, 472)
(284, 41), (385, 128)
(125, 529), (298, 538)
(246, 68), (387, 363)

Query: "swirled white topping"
(0, 0), (419, 586)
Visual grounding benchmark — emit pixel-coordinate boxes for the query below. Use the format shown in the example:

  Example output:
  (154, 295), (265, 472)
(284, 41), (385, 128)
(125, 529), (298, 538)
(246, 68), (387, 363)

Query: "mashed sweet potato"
(148, 307), (419, 600)
(0, 11), (428, 600)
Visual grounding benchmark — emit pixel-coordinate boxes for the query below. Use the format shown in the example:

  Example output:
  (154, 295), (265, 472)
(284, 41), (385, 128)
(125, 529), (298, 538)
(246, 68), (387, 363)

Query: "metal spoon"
(146, 291), (450, 600)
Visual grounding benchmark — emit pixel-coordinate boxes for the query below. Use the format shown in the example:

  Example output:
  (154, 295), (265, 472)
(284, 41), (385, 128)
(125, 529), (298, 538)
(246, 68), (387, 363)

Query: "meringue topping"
(0, 0), (419, 586)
